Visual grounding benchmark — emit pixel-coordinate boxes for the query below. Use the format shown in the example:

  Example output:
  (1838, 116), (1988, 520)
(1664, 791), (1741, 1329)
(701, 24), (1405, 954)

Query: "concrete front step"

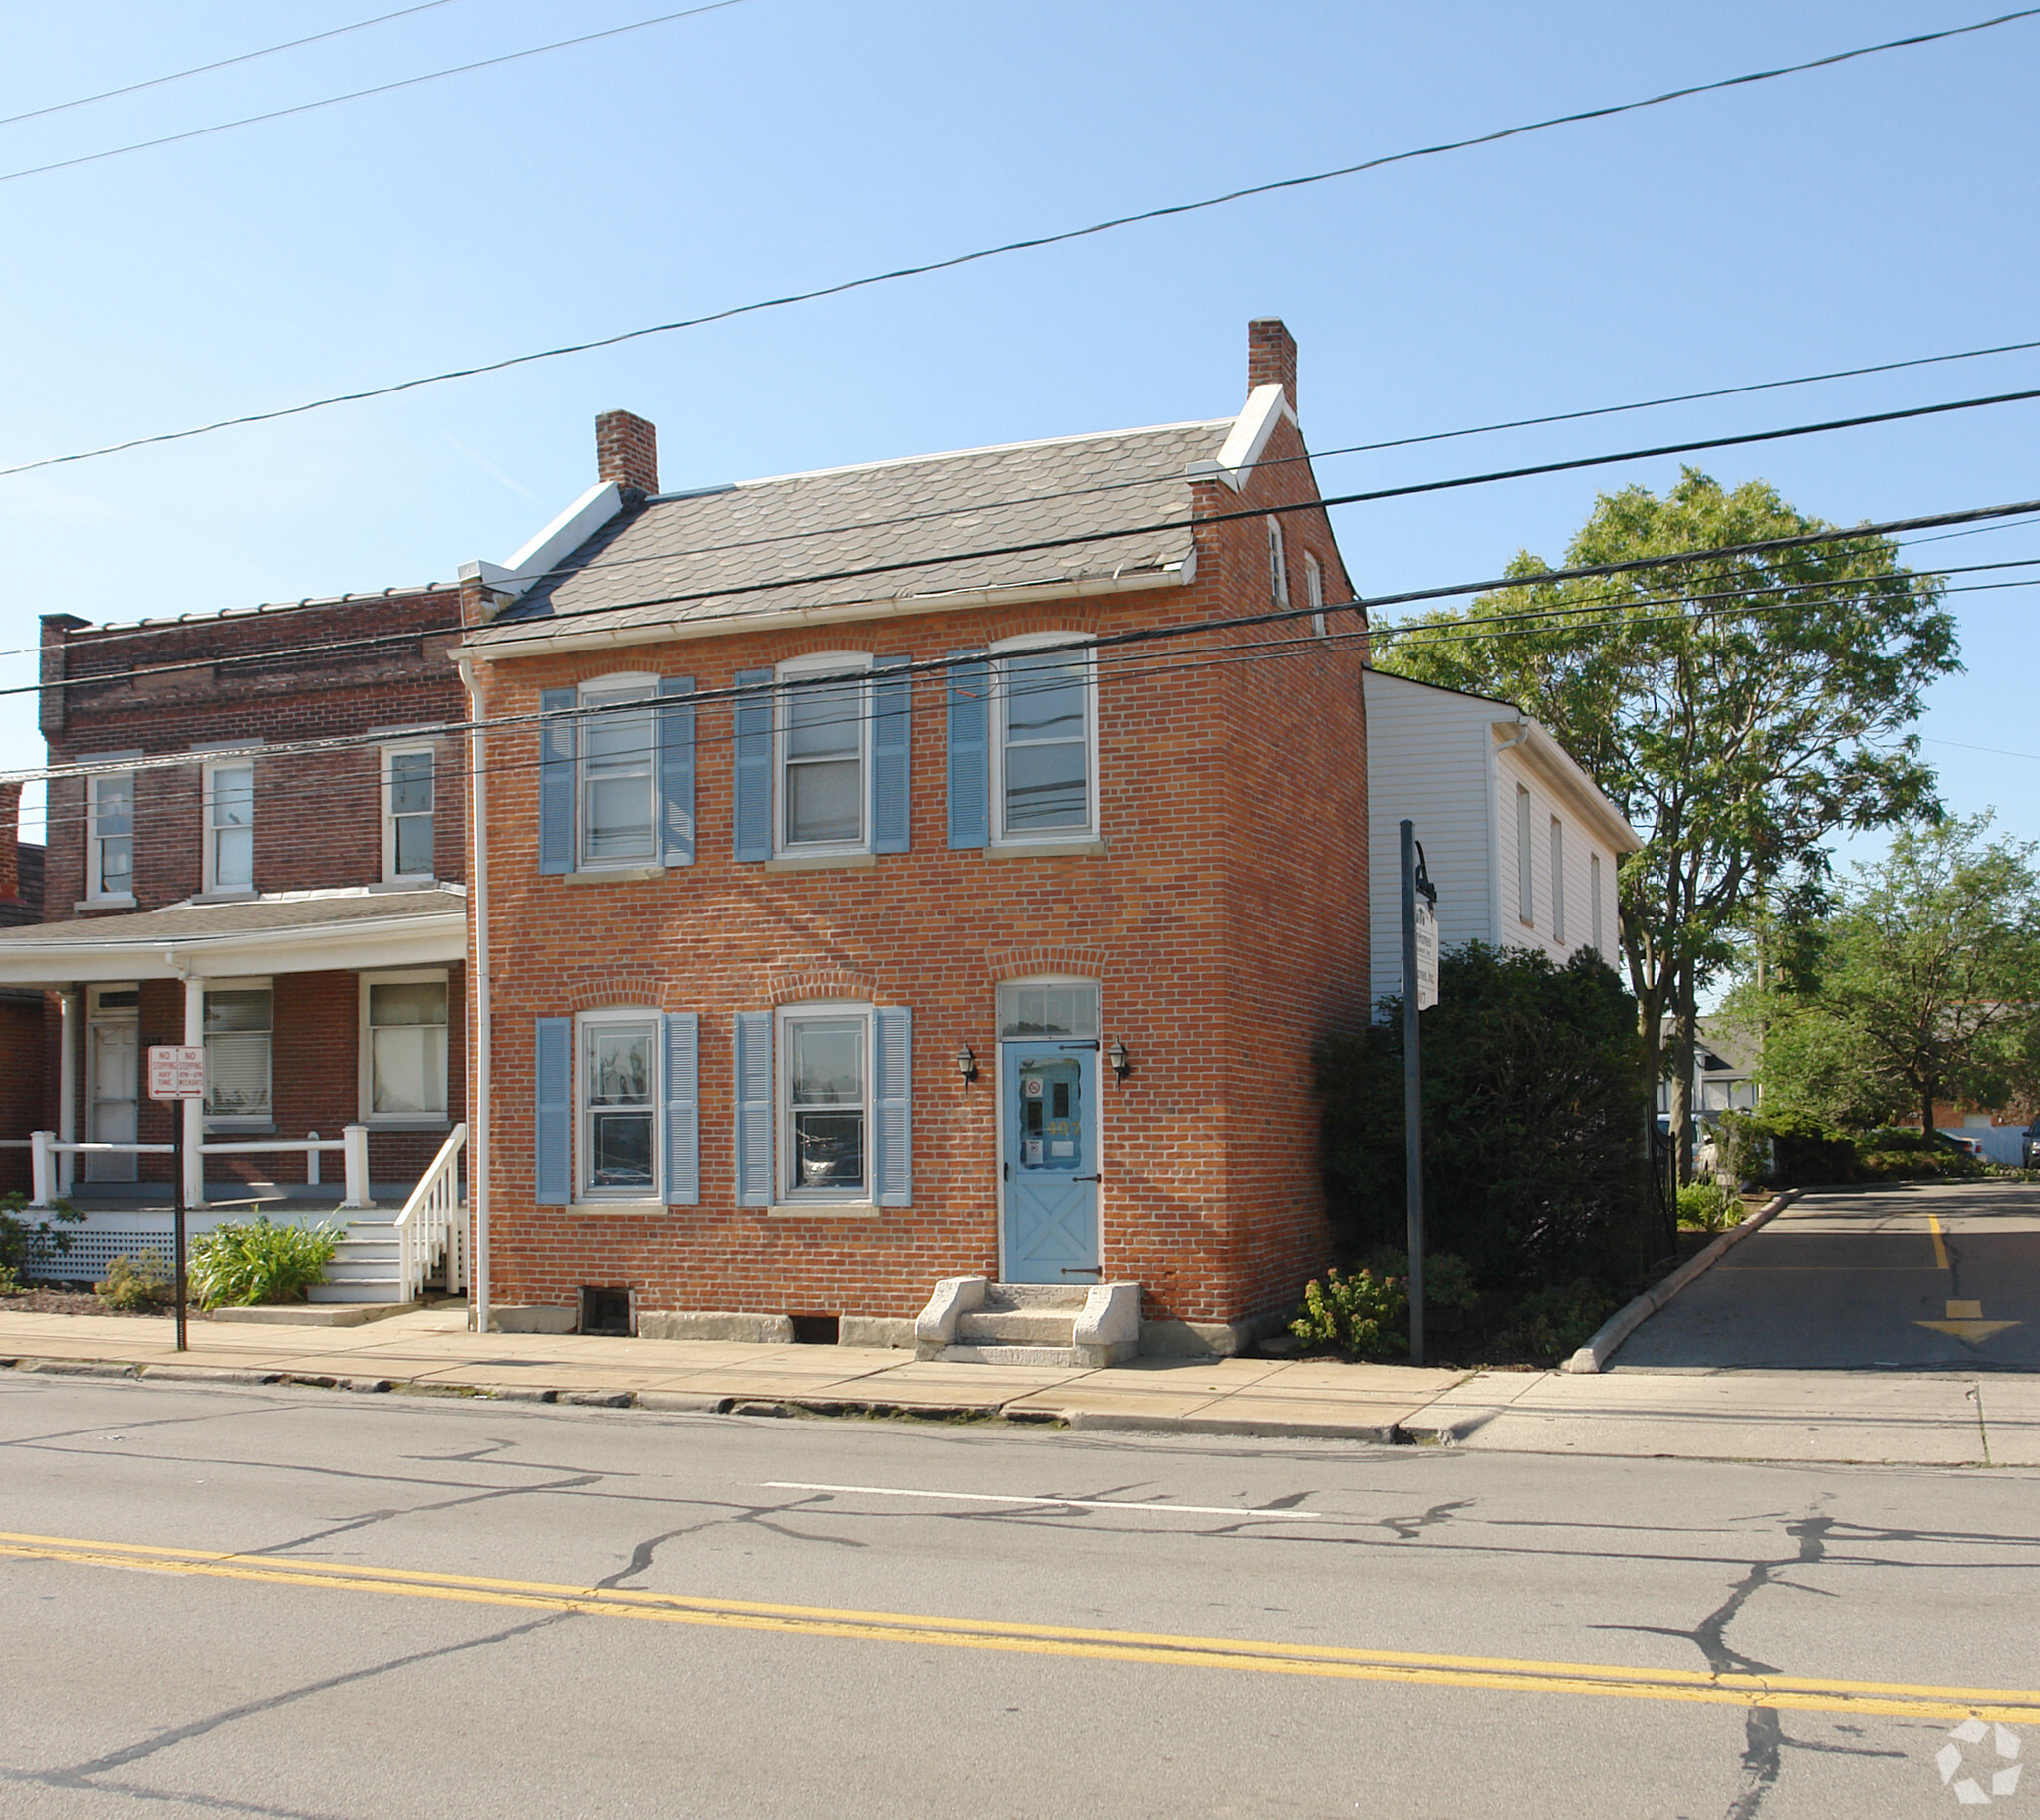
(308, 1281), (408, 1303)
(983, 1284), (1091, 1311)
(955, 1309), (1079, 1345)
(939, 1343), (1085, 1367)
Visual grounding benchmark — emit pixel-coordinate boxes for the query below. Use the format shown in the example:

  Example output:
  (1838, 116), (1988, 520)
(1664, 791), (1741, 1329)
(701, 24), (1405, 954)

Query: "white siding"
(1495, 738), (1622, 974)
(1363, 672), (1498, 1012)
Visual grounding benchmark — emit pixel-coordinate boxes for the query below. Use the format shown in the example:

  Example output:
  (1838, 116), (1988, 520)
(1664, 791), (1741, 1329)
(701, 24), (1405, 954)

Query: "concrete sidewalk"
(3, 1303), (2035, 1465)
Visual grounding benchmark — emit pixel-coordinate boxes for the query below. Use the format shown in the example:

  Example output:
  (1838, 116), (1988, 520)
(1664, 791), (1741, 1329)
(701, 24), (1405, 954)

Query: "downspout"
(1488, 716), (1532, 944)
(455, 653), (492, 1337)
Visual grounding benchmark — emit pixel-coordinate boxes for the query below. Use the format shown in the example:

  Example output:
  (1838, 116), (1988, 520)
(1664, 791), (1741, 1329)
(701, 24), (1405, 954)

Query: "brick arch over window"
(984, 944), (1110, 983)
(768, 966), (879, 1006)
(558, 974), (685, 1013)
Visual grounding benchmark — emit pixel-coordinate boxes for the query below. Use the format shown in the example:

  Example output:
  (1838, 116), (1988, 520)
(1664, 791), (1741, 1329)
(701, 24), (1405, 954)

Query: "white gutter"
(456, 563), (1190, 663)
(456, 652), (492, 1340)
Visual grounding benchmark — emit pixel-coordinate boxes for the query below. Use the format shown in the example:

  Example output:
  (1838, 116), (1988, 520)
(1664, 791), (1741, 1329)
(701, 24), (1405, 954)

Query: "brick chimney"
(1248, 318), (1298, 414)
(595, 409), (659, 496)
(0, 782), (21, 902)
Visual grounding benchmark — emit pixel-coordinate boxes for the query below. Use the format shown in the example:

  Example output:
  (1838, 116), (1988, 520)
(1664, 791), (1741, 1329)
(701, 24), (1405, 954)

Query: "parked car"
(2025, 1122), (2040, 1168)
(1934, 1130), (1984, 1160)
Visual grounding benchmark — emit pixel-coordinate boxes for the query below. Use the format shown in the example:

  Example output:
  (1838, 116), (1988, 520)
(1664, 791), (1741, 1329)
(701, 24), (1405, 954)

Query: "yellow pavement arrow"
(1917, 1297), (2021, 1343)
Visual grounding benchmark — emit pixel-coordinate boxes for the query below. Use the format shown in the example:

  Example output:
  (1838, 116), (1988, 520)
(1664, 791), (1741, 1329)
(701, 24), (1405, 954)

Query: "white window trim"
(775, 999), (873, 1208)
(203, 975), (273, 1131)
(773, 651), (871, 858)
(381, 743), (438, 885)
(575, 1005), (662, 1205)
(202, 759), (256, 897)
(1591, 851), (1605, 956)
(1550, 817), (1566, 947)
(1304, 552), (1326, 639)
(1515, 784), (1534, 927)
(989, 631), (1099, 848)
(358, 968), (451, 1127)
(575, 672), (659, 872)
(1266, 517), (1288, 606)
(994, 975), (1101, 1040)
(86, 770), (137, 905)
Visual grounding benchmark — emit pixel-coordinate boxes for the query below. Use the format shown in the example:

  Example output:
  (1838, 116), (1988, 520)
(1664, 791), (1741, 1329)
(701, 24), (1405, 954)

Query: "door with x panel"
(1000, 1039), (1100, 1283)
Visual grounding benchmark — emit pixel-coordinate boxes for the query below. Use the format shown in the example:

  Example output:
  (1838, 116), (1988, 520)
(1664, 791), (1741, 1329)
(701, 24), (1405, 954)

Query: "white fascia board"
(460, 482), (623, 603)
(0, 911), (466, 985)
(460, 563), (1190, 662)
(1199, 384), (1298, 493)
(1495, 717), (1641, 855)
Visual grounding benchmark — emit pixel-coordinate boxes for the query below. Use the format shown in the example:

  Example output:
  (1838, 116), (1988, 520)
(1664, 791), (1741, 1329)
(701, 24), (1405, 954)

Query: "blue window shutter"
(663, 1011), (699, 1206)
(872, 1006), (912, 1207)
(733, 669), (773, 862)
(946, 653), (988, 849)
(658, 675), (695, 868)
(539, 688), (576, 875)
(534, 1017), (572, 1206)
(733, 1011), (773, 1206)
(870, 655), (911, 853)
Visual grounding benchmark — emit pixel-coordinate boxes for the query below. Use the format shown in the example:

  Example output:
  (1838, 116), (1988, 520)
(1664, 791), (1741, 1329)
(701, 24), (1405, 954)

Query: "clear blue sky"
(4, 0), (2036, 873)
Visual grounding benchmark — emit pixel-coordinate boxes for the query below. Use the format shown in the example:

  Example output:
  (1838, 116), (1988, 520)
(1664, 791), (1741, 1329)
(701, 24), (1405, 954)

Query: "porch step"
(955, 1309), (1079, 1346)
(983, 1284), (1090, 1311)
(915, 1276), (1141, 1367)
(941, 1344), (1085, 1368)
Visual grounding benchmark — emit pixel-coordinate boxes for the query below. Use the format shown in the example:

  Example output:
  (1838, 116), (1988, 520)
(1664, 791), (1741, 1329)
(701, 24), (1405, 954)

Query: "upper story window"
(1305, 552), (1326, 639)
(1266, 518), (1288, 605)
(1590, 851), (1605, 956)
(382, 746), (435, 882)
(1515, 784), (1534, 927)
(204, 982), (271, 1125)
(204, 760), (254, 894)
(1550, 817), (1567, 945)
(88, 772), (135, 902)
(579, 677), (657, 867)
(992, 635), (1096, 844)
(777, 655), (869, 854)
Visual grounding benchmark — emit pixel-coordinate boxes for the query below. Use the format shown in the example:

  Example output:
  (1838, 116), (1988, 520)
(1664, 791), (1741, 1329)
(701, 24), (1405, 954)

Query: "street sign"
(1413, 897), (1439, 1011)
(147, 1045), (206, 1101)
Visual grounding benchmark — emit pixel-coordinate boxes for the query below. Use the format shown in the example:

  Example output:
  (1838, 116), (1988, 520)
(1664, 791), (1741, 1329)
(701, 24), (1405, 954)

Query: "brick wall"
(470, 445), (1367, 1328)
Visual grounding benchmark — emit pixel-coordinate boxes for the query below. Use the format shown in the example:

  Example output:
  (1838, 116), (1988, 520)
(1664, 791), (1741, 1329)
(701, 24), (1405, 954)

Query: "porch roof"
(0, 886), (465, 983)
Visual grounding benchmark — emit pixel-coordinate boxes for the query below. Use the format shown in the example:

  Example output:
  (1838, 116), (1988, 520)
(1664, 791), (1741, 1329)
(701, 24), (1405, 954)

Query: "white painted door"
(87, 1019), (138, 1183)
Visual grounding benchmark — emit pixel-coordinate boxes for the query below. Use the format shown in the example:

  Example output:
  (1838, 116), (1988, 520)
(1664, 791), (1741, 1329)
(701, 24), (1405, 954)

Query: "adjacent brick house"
(459, 321), (1370, 1349)
(0, 589), (469, 1256)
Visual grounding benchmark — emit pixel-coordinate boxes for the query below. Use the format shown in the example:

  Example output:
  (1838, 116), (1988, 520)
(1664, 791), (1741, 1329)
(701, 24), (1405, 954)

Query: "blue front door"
(1000, 1040), (1101, 1284)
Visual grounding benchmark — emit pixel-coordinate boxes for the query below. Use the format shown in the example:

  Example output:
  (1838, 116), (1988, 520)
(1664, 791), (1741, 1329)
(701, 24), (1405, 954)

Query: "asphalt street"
(2, 1376), (2035, 1819)
(1616, 1180), (2040, 1370)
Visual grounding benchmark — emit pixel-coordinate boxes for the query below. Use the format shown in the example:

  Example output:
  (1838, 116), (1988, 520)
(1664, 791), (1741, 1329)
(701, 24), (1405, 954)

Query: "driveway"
(1613, 1178), (2040, 1370)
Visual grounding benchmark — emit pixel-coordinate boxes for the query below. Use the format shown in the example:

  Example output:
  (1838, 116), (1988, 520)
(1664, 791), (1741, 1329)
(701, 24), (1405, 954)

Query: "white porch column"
(182, 976), (204, 1209)
(341, 1124), (369, 1209)
(30, 1131), (53, 1207)
(57, 990), (78, 1195)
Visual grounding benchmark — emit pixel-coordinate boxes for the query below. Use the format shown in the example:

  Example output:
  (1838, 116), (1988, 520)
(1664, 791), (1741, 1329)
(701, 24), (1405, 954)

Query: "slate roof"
(0, 887), (463, 951)
(470, 418), (1233, 652)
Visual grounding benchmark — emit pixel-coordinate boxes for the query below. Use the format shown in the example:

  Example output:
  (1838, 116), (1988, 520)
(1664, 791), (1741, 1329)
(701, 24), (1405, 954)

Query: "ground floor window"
(582, 1013), (659, 1198)
(362, 973), (448, 1120)
(782, 1009), (868, 1200)
(996, 978), (1100, 1039)
(204, 981), (272, 1123)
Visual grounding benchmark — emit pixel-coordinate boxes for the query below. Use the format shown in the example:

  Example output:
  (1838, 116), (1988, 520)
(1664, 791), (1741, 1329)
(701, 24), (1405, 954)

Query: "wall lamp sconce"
(955, 1044), (979, 1083)
(1108, 1037), (1132, 1082)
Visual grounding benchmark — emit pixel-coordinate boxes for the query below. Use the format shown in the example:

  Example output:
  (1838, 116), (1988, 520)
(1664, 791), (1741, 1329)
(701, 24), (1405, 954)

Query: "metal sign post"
(147, 1045), (206, 1352)
(1400, 823), (1438, 1367)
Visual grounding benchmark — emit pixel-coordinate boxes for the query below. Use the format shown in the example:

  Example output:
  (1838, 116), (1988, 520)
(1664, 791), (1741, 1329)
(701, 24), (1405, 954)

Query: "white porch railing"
(394, 1122), (467, 1302)
(30, 1126), (370, 1209)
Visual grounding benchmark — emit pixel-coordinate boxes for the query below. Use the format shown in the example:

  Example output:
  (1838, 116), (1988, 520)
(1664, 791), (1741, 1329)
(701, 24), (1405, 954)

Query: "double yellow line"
(5, 1528), (2037, 1721)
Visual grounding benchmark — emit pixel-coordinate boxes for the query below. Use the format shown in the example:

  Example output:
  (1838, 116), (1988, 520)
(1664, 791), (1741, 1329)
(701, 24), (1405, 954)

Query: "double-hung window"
(991, 635), (1096, 843)
(204, 760), (254, 894)
(1305, 552), (1326, 639)
(582, 1012), (658, 1198)
(382, 747), (435, 882)
(1515, 784), (1534, 927)
(362, 973), (448, 1121)
(533, 1008), (699, 1207)
(88, 771), (135, 902)
(783, 1009), (867, 1200)
(579, 680), (657, 867)
(204, 982), (272, 1125)
(732, 1003), (912, 1210)
(777, 656), (868, 853)
(1266, 517), (1289, 605)
(1550, 817), (1567, 945)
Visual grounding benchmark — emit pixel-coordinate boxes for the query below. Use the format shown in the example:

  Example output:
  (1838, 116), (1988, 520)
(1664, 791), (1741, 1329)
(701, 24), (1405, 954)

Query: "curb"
(1564, 1188), (1801, 1374)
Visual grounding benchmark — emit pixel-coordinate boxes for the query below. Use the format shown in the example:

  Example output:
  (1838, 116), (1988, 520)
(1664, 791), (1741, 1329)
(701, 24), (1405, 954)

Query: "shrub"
(1289, 1267), (1408, 1359)
(0, 1192), (84, 1281)
(96, 1251), (173, 1312)
(189, 1217), (339, 1308)
(1676, 1182), (1740, 1233)
(1365, 1248), (1479, 1312)
(1318, 944), (1648, 1293)
(1501, 1280), (1619, 1363)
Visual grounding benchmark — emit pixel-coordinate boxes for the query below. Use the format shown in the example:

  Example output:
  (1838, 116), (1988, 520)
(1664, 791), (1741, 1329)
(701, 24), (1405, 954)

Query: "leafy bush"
(189, 1217), (339, 1308)
(0, 1192), (84, 1281)
(96, 1251), (173, 1312)
(1289, 1267), (1408, 1359)
(1676, 1182), (1740, 1233)
(1365, 1248), (1479, 1312)
(0, 1262), (19, 1295)
(1718, 1109), (1857, 1187)
(1500, 1280), (1619, 1363)
(1318, 944), (1648, 1293)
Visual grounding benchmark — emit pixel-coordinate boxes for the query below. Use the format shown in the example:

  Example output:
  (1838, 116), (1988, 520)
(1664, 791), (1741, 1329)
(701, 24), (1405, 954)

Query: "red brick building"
(0, 588), (469, 1289)
(460, 321), (1369, 1351)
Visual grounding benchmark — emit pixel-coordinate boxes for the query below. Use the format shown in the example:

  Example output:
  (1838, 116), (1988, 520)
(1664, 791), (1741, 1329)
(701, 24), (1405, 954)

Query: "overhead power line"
(12, 488), (2037, 794)
(4, 6), (2033, 481)
(0, 0), (467, 130)
(0, 0), (757, 187)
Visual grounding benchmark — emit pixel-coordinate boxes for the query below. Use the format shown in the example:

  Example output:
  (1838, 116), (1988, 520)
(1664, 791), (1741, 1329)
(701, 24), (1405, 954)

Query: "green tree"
(1379, 468), (1958, 1177)
(1759, 816), (2040, 1132)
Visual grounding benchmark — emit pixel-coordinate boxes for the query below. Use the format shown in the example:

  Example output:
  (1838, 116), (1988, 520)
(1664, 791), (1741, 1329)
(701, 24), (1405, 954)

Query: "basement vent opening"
(789, 1314), (840, 1346)
(580, 1286), (632, 1336)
